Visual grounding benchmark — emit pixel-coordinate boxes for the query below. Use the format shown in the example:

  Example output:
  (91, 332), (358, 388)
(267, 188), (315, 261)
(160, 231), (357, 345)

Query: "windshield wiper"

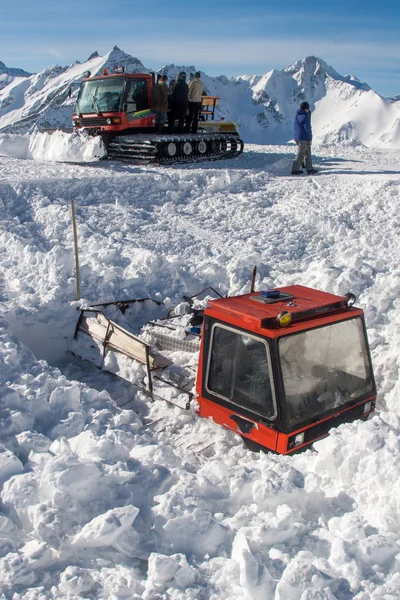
(91, 86), (103, 116)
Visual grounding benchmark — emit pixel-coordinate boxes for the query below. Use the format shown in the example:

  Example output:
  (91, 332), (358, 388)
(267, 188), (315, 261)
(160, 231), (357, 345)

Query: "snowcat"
(72, 282), (376, 454)
(71, 67), (244, 164)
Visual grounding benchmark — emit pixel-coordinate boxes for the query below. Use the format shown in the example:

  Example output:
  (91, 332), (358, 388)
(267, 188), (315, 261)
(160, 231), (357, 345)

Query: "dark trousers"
(168, 103), (188, 134)
(186, 101), (202, 133)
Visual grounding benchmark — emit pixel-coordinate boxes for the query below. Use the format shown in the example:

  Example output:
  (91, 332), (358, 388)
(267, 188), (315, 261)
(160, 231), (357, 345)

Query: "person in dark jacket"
(151, 75), (171, 133)
(291, 101), (318, 175)
(168, 72), (188, 134)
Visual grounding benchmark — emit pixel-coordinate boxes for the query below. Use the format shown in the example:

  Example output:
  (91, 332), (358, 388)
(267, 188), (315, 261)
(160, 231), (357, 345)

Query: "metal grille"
(79, 117), (109, 127)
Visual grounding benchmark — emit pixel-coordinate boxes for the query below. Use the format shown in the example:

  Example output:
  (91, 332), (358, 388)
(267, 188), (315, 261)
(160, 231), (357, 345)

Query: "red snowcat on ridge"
(71, 66), (244, 164)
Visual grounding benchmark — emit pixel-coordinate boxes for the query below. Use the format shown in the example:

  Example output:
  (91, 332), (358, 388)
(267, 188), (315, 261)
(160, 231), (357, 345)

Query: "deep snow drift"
(1, 141), (400, 599)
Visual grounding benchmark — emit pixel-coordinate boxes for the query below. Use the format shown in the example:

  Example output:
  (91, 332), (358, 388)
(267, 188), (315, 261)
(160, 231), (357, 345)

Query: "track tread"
(107, 133), (244, 165)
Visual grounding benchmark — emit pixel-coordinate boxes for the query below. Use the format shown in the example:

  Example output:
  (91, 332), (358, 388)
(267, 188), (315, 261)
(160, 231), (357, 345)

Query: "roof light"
(262, 290), (281, 299)
(277, 311), (292, 327)
(114, 65), (125, 73)
(82, 70), (91, 78)
(344, 292), (356, 307)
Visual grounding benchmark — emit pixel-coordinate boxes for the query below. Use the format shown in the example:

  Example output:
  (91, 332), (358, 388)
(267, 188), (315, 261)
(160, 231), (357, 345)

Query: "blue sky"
(1, 0), (400, 96)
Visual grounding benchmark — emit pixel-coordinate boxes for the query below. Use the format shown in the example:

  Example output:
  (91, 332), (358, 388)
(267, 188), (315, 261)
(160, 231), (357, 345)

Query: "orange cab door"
(124, 78), (152, 125)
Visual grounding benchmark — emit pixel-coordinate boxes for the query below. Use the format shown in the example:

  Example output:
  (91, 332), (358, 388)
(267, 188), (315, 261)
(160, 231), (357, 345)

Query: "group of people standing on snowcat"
(152, 71), (318, 173)
(151, 71), (205, 134)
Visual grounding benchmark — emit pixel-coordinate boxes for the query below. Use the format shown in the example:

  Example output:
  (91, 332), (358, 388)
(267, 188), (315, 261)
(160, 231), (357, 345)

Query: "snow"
(0, 130), (105, 162)
(1, 139), (400, 598)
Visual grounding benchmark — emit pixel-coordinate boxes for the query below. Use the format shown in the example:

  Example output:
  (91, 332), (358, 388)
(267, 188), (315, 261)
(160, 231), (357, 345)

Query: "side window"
(207, 325), (276, 419)
(126, 79), (149, 112)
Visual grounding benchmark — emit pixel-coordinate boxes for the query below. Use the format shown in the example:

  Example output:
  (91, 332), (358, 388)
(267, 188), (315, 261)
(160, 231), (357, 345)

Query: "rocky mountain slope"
(0, 60), (32, 92)
(1, 46), (400, 146)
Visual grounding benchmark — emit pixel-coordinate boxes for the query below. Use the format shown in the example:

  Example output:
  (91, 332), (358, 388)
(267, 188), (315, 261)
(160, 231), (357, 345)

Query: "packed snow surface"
(1, 140), (400, 599)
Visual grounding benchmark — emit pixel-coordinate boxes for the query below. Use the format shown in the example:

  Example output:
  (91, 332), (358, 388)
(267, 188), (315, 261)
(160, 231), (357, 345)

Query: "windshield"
(75, 78), (124, 113)
(279, 317), (373, 427)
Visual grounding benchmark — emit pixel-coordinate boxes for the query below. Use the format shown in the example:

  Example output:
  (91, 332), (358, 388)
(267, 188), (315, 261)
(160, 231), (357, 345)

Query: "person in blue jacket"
(291, 101), (318, 175)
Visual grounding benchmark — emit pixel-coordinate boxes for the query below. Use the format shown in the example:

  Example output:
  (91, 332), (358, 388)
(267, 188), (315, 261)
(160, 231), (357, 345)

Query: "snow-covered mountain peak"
(99, 46), (147, 75)
(87, 51), (99, 61)
(0, 59), (32, 78)
(285, 56), (338, 79)
(286, 55), (371, 95)
(159, 64), (198, 82)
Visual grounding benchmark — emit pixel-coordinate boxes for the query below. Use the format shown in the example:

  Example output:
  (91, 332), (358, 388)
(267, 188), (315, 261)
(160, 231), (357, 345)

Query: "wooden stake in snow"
(71, 199), (81, 300)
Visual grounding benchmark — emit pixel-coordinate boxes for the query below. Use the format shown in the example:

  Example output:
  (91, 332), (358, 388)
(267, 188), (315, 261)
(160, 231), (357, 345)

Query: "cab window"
(125, 79), (149, 112)
(206, 324), (276, 419)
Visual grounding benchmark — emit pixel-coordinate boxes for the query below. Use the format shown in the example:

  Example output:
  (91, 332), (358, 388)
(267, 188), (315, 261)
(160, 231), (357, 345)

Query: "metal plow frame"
(74, 307), (194, 410)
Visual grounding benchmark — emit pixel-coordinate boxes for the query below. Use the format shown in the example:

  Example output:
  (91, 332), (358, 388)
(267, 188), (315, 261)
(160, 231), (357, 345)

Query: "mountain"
(1, 48), (400, 147)
(0, 60), (33, 93)
(0, 60), (32, 78)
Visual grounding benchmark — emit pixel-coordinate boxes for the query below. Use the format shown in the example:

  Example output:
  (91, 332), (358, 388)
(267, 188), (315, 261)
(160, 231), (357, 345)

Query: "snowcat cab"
(72, 67), (244, 163)
(196, 286), (375, 453)
(73, 284), (376, 454)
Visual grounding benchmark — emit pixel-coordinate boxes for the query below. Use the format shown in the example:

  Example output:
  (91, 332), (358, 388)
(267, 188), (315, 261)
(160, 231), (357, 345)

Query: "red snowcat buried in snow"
(73, 283), (376, 454)
(71, 67), (244, 164)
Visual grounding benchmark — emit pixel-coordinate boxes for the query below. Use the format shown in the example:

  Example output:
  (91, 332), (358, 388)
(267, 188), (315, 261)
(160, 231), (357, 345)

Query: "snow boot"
(307, 169), (319, 175)
(291, 170), (303, 175)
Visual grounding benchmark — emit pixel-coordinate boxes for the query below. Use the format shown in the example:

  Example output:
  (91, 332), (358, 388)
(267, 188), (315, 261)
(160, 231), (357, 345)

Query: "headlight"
(106, 118), (112, 125)
(293, 432), (304, 445)
(363, 401), (372, 414)
(288, 432), (305, 449)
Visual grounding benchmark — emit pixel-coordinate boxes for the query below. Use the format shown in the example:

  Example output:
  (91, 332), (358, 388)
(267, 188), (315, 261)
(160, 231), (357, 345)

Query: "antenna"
(250, 266), (257, 293)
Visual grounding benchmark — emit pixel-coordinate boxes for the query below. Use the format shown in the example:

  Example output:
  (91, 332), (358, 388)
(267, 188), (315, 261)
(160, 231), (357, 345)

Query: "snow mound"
(0, 130), (105, 162)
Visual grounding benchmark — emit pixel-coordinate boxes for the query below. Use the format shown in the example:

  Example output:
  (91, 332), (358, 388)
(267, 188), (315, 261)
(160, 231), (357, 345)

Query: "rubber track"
(107, 134), (244, 165)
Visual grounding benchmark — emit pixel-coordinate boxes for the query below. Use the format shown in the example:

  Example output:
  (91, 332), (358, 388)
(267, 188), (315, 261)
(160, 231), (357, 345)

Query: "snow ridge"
(1, 47), (400, 146)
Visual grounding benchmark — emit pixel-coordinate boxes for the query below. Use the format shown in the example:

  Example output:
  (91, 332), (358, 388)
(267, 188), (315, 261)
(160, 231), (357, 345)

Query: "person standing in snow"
(291, 101), (318, 175)
(186, 71), (204, 134)
(151, 75), (172, 133)
(168, 72), (189, 134)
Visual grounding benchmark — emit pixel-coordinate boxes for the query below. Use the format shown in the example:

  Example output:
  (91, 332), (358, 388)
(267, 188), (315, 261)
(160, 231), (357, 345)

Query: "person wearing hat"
(186, 71), (204, 134)
(151, 74), (171, 133)
(291, 101), (318, 175)
(168, 71), (189, 134)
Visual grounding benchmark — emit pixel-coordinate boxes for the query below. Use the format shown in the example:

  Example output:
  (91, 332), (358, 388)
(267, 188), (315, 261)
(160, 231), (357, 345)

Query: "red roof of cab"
(204, 285), (360, 335)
